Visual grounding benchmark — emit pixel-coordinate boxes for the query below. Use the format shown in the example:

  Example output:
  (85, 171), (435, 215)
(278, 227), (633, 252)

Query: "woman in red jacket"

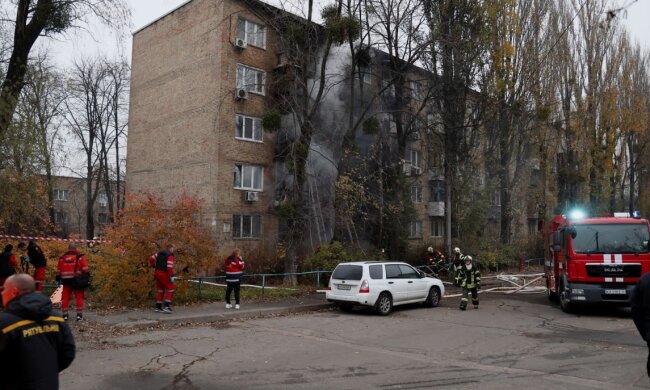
(224, 248), (245, 309)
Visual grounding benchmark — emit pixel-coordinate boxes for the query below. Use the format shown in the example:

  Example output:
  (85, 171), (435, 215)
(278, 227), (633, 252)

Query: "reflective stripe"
(2, 320), (34, 334)
(46, 316), (64, 322)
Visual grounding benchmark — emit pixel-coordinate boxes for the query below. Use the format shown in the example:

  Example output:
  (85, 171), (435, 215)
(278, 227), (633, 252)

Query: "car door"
(385, 264), (408, 303)
(399, 264), (428, 300)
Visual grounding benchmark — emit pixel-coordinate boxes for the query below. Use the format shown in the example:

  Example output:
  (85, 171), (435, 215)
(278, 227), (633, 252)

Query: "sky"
(44, 0), (650, 68)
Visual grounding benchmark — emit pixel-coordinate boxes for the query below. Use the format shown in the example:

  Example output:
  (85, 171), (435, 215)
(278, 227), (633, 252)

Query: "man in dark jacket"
(0, 274), (76, 389)
(18, 241), (48, 292)
(631, 272), (650, 377)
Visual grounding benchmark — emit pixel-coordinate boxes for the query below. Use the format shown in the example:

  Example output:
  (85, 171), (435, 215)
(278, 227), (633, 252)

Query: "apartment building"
(51, 176), (119, 238)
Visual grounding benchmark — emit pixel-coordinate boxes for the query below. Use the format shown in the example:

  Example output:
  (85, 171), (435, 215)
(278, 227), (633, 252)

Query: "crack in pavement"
(159, 346), (220, 390)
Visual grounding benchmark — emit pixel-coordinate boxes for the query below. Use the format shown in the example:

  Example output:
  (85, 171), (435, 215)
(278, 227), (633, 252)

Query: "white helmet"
(454, 247), (461, 254)
(427, 246), (434, 253)
(465, 255), (473, 262)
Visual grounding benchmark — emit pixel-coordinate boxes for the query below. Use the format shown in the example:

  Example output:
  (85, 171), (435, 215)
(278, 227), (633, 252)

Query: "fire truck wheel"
(559, 281), (573, 313)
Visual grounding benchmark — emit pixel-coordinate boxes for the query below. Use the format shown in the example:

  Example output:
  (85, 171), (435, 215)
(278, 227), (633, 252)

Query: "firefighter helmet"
(427, 246), (434, 253)
(465, 256), (472, 263)
(454, 247), (461, 254)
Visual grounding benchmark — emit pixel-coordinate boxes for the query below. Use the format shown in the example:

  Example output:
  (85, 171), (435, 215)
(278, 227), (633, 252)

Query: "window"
(235, 114), (263, 142)
(381, 79), (395, 97)
(369, 264), (383, 279)
(528, 219), (537, 236)
(492, 189), (501, 206)
(233, 214), (262, 239)
(399, 264), (419, 279)
(359, 66), (372, 84)
(333, 264), (363, 280)
(411, 185), (422, 203)
(54, 211), (68, 224)
(385, 264), (401, 279)
(429, 180), (445, 202)
(98, 192), (108, 208)
(54, 189), (69, 201)
(98, 213), (110, 224)
(234, 164), (263, 190)
(237, 18), (266, 48)
(410, 80), (422, 99)
(236, 64), (266, 95)
(407, 148), (421, 169)
(409, 221), (422, 238)
(431, 217), (445, 237)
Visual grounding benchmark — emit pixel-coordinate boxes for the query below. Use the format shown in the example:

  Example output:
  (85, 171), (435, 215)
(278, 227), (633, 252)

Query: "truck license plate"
(605, 289), (626, 295)
(338, 284), (351, 291)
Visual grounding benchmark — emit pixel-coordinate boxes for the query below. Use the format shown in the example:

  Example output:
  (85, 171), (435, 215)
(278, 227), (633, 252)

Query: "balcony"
(428, 202), (445, 217)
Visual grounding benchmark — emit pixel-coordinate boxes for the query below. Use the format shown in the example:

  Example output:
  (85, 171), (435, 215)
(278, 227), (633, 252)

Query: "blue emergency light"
(568, 209), (586, 220)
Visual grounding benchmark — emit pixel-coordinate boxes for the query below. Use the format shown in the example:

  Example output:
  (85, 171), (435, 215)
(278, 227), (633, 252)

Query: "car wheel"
(559, 281), (572, 313)
(375, 292), (392, 316)
(339, 303), (353, 312)
(426, 287), (441, 307)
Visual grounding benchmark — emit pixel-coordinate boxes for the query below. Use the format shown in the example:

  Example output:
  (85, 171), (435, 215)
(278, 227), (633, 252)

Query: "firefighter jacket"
(154, 250), (175, 276)
(632, 272), (650, 340)
(459, 264), (481, 289)
(225, 255), (245, 283)
(27, 242), (47, 268)
(0, 250), (17, 278)
(0, 292), (75, 389)
(453, 253), (466, 286)
(56, 250), (89, 283)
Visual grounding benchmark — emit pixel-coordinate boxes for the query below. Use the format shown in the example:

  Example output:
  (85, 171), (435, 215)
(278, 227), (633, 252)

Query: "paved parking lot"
(61, 293), (649, 389)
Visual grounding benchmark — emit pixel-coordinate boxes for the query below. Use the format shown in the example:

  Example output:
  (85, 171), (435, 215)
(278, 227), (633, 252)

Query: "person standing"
(631, 272), (650, 377)
(224, 248), (245, 309)
(56, 244), (90, 321)
(452, 247), (466, 286)
(459, 255), (481, 311)
(0, 244), (18, 292)
(18, 241), (48, 292)
(153, 244), (175, 313)
(0, 274), (75, 389)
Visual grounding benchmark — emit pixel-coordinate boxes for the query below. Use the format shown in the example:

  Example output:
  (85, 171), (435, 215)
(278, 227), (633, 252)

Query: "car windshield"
(572, 223), (650, 254)
(332, 265), (363, 280)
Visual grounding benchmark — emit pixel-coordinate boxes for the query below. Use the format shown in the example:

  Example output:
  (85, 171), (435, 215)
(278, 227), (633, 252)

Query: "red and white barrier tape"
(0, 234), (106, 244)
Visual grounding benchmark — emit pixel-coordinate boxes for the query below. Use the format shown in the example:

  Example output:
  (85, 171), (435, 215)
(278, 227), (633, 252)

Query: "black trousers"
(226, 282), (241, 304)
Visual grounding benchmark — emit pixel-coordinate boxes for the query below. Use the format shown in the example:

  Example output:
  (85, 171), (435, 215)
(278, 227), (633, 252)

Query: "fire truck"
(544, 211), (650, 312)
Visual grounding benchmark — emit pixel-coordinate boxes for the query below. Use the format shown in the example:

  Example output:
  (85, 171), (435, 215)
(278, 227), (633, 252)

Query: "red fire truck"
(544, 211), (650, 312)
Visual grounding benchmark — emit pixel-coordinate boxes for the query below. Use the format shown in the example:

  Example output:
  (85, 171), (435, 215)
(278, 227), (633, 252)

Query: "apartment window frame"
(233, 214), (262, 239)
(411, 185), (423, 203)
(98, 192), (108, 208)
(54, 211), (68, 224)
(430, 217), (445, 238)
(235, 114), (264, 142)
(429, 180), (445, 202)
(54, 189), (69, 202)
(236, 64), (266, 95)
(236, 18), (267, 49)
(408, 220), (423, 239)
(234, 164), (264, 191)
(98, 213), (110, 224)
(492, 189), (501, 206)
(407, 148), (421, 169)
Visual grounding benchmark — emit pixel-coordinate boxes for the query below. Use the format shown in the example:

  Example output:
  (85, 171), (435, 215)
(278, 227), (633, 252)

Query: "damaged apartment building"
(126, 0), (541, 258)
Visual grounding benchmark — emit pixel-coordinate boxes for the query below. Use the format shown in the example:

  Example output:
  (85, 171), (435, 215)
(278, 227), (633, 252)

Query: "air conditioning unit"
(403, 164), (412, 177)
(234, 38), (247, 49)
(245, 191), (258, 202)
(235, 88), (249, 100)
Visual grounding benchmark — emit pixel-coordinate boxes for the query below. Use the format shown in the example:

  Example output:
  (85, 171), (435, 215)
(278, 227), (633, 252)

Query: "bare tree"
(0, 0), (129, 148)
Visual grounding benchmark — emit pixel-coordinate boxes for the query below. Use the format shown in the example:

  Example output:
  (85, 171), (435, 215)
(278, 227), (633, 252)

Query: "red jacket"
(57, 249), (89, 280)
(225, 255), (245, 283)
(154, 250), (175, 277)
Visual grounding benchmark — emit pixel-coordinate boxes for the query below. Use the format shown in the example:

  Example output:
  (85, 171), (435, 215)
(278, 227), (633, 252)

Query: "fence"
(189, 270), (334, 299)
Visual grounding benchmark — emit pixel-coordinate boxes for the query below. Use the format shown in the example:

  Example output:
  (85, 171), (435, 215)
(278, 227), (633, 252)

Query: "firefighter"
(426, 247), (445, 275)
(459, 255), (481, 310)
(453, 247), (466, 286)
(153, 243), (176, 313)
(56, 244), (90, 321)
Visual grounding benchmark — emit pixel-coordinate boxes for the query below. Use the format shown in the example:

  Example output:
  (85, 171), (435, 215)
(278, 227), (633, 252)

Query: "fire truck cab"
(544, 211), (650, 313)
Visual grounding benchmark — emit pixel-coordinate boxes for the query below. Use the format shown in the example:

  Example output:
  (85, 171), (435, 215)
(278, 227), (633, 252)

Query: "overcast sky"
(45, 0), (650, 68)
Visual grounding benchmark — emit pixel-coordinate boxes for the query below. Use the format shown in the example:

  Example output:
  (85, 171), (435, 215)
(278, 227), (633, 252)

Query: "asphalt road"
(61, 293), (650, 389)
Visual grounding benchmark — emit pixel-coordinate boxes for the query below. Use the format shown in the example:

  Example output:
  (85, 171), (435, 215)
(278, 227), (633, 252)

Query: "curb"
(95, 303), (335, 328)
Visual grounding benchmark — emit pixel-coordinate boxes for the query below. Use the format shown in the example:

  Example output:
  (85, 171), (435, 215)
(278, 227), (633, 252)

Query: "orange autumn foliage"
(93, 193), (219, 306)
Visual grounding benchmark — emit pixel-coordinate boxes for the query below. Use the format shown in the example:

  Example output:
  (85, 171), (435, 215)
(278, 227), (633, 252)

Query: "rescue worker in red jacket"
(153, 244), (175, 313)
(0, 244), (18, 295)
(56, 244), (89, 321)
(224, 248), (245, 309)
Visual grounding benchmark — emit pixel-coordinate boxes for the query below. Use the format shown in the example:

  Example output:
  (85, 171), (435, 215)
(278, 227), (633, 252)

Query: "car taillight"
(359, 279), (369, 293)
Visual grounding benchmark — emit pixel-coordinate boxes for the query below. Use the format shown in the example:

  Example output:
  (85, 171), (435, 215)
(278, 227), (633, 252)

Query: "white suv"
(326, 261), (445, 315)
